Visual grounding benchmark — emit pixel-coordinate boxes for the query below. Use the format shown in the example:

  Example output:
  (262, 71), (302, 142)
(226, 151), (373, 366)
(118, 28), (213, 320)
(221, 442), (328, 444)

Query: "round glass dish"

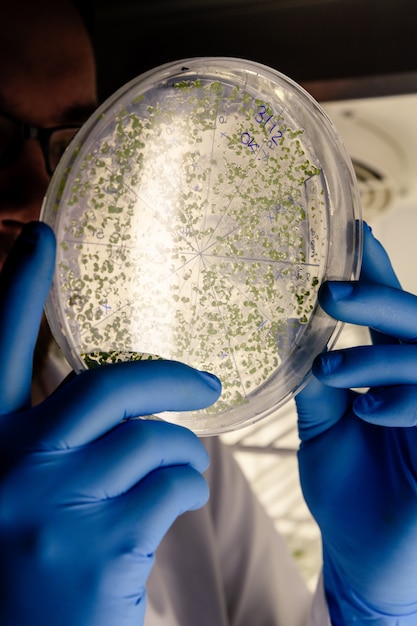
(41, 57), (362, 435)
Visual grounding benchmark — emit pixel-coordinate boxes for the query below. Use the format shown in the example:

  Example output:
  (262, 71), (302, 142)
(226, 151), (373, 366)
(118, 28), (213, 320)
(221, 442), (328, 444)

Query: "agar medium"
(41, 57), (362, 435)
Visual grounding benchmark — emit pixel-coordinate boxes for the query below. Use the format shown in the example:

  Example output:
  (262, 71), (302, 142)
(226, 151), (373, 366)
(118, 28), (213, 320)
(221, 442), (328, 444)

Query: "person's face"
(0, 3), (98, 269)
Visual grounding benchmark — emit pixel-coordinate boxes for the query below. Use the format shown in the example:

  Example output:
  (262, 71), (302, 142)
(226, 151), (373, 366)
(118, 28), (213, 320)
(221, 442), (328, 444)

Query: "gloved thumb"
(0, 221), (56, 413)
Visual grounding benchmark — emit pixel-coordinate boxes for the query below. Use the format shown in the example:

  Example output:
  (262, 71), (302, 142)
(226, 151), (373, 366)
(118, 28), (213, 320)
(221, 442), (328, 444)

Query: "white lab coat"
(33, 354), (331, 626)
(145, 435), (330, 625)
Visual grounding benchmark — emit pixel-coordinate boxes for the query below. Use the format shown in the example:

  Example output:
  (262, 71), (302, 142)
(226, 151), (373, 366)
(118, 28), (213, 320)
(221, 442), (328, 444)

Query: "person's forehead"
(0, 1), (97, 126)
(0, 67), (97, 127)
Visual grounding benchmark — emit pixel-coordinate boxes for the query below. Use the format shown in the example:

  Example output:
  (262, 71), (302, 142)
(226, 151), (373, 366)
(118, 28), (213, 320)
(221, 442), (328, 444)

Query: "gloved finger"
(360, 222), (401, 289)
(313, 344), (417, 388)
(110, 464), (209, 556)
(359, 222), (402, 346)
(64, 419), (210, 498)
(318, 281), (417, 343)
(353, 385), (417, 427)
(0, 222), (56, 413)
(29, 359), (221, 449)
(295, 375), (357, 441)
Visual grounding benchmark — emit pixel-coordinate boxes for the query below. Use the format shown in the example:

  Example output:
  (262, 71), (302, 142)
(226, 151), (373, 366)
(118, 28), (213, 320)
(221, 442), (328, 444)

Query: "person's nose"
(0, 138), (51, 228)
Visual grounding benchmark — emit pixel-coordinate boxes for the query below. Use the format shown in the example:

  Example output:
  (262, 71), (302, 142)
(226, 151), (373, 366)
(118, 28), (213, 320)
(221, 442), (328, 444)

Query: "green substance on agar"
(82, 351), (163, 368)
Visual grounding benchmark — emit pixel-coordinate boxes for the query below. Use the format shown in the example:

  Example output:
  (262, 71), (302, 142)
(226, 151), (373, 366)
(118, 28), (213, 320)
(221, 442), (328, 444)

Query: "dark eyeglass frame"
(0, 110), (81, 176)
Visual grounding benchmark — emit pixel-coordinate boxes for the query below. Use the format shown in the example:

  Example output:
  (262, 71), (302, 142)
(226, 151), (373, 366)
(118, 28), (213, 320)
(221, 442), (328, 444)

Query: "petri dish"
(41, 57), (362, 435)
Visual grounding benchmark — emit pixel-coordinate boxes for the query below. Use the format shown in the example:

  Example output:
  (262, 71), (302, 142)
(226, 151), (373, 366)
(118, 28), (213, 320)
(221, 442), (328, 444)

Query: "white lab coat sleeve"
(308, 573), (332, 626)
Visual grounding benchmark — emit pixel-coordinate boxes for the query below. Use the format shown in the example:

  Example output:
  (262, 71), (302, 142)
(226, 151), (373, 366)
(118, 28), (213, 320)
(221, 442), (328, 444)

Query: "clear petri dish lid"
(41, 57), (362, 435)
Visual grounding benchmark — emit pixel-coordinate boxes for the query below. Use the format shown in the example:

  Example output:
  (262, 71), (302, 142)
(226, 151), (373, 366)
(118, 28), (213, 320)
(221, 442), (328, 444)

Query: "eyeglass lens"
(48, 128), (79, 172)
(0, 113), (79, 174)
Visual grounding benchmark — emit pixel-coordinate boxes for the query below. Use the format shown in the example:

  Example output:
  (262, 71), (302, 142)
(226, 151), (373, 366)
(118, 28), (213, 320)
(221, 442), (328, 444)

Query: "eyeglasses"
(0, 110), (81, 176)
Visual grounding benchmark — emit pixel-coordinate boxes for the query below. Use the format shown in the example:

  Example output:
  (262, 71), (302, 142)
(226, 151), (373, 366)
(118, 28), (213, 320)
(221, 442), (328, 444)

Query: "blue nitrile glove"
(296, 223), (417, 625)
(0, 222), (221, 626)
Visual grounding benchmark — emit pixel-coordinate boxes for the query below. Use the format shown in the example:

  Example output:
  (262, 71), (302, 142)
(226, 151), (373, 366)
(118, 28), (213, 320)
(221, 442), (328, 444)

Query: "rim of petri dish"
(41, 57), (362, 436)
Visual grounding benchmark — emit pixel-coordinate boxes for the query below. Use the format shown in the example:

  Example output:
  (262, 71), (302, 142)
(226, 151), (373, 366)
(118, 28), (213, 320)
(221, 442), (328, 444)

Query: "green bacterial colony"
(55, 75), (326, 416)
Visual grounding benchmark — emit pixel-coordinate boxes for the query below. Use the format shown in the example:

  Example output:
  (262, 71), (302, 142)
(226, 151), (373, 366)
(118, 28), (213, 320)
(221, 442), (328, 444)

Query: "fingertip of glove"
(312, 351), (345, 379)
(197, 370), (222, 400)
(354, 393), (383, 416)
(198, 450), (211, 476)
(360, 220), (401, 288)
(9, 221), (56, 266)
(362, 220), (373, 236)
(188, 480), (210, 510)
(0, 222), (56, 301)
(319, 281), (355, 304)
(20, 220), (53, 239)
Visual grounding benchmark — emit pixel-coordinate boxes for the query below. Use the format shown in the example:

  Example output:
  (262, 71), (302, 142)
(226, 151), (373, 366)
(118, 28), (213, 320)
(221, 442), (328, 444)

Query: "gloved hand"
(0, 222), (221, 626)
(296, 223), (417, 625)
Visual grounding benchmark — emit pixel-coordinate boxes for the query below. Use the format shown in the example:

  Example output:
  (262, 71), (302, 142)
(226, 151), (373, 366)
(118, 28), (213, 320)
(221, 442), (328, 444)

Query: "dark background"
(81, 0), (417, 102)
